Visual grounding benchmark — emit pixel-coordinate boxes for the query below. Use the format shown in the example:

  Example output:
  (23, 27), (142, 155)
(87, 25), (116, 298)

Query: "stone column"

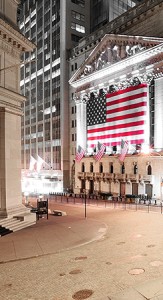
(75, 93), (89, 152)
(0, 90), (33, 218)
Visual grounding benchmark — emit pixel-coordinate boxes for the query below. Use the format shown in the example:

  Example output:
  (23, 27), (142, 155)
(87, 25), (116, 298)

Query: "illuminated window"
(71, 22), (85, 33)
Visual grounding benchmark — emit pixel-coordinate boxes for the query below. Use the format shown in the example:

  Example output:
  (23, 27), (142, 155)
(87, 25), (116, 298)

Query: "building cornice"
(0, 18), (35, 52)
(70, 42), (163, 90)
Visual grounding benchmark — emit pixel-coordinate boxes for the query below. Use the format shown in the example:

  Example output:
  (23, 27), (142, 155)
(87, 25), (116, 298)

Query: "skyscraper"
(90, 0), (141, 32)
(19, 0), (90, 194)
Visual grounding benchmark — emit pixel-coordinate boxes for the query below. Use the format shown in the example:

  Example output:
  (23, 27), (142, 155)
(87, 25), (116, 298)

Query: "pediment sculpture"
(82, 42), (146, 77)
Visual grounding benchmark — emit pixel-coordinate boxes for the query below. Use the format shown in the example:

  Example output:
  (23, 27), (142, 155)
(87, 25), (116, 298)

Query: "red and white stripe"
(87, 83), (148, 148)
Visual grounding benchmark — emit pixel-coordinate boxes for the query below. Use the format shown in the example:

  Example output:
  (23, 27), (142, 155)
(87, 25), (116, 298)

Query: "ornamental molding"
(0, 37), (20, 58)
(0, 86), (26, 106)
(0, 18), (35, 52)
(74, 93), (89, 104)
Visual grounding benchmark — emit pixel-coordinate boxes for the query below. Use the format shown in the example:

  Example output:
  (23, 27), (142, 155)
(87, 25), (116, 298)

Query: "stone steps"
(0, 215), (36, 237)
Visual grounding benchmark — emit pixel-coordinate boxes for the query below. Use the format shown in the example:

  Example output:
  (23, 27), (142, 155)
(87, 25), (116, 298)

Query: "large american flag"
(87, 83), (148, 149)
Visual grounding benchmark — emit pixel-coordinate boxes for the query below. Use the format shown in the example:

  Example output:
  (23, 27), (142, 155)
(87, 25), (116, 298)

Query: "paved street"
(1, 201), (163, 299)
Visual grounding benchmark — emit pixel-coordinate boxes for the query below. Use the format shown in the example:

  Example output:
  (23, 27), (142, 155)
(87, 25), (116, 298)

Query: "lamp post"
(83, 189), (87, 218)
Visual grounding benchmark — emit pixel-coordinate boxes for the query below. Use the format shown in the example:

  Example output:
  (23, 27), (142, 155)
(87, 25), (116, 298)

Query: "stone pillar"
(75, 93), (89, 152)
(154, 78), (163, 150)
(0, 90), (32, 218)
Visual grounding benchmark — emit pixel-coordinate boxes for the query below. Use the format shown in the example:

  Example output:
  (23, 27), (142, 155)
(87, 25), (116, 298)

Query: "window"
(71, 0), (85, 7)
(110, 163), (113, 174)
(81, 163), (85, 172)
(71, 22), (85, 33)
(121, 163), (125, 174)
(112, 145), (117, 153)
(71, 34), (81, 43)
(147, 164), (152, 175)
(99, 163), (103, 173)
(90, 163), (93, 173)
(72, 120), (76, 128)
(134, 163), (138, 175)
(72, 10), (85, 21)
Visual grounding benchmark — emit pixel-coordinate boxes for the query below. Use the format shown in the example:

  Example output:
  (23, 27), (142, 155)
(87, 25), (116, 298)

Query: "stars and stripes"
(87, 83), (148, 149)
(119, 140), (129, 162)
(94, 142), (106, 161)
(75, 145), (85, 162)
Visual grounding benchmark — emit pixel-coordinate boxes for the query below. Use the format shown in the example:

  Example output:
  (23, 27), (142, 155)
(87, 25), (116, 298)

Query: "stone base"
(0, 204), (35, 220)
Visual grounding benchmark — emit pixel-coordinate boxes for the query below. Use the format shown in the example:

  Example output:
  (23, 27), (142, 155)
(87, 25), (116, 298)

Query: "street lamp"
(83, 189), (87, 218)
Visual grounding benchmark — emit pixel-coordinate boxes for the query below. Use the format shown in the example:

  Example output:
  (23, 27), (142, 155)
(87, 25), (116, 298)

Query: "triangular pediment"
(69, 34), (163, 87)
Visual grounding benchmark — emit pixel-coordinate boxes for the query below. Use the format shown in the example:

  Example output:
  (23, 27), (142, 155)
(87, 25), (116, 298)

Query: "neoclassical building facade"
(0, 0), (35, 224)
(69, 33), (163, 200)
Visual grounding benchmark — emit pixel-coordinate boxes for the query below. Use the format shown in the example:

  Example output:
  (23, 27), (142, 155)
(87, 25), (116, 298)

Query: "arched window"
(90, 163), (93, 173)
(134, 163), (138, 174)
(99, 163), (103, 173)
(121, 163), (125, 174)
(81, 163), (85, 172)
(110, 163), (113, 174)
(147, 164), (152, 175)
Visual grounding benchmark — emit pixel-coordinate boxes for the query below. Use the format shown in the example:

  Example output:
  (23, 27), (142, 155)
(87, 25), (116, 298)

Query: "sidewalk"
(0, 205), (107, 263)
(1, 202), (163, 299)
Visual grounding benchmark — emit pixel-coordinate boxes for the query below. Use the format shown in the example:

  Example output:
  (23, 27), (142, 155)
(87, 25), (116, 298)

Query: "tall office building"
(19, 0), (90, 194)
(90, 0), (142, 32)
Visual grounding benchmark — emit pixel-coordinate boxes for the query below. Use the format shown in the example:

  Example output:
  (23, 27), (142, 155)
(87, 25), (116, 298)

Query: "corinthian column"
(74, 93), (89, 152)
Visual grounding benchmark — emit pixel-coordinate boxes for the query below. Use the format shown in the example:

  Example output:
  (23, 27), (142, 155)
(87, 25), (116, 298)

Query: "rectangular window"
(71, 22), (85, 33)
(72, 10), (85, 21)
(71, 34), (81, 43)
(71, 0), (85, 7)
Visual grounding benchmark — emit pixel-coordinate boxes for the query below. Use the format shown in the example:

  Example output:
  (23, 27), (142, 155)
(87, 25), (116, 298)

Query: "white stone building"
(69, 33), (163, 200)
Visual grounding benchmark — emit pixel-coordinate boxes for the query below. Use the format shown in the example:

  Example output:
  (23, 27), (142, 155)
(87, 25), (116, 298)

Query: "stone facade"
(0, 0), (36, 220)
(75, 154), (163, 200)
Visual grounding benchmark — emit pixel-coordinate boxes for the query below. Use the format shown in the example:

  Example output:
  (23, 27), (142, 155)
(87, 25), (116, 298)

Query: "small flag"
(37, 155), (44, 172)
(119, 140), (129, 162)
(29, 156), (37, 171)
(94, 142), (106, 161)
(75, 145), (85, 162)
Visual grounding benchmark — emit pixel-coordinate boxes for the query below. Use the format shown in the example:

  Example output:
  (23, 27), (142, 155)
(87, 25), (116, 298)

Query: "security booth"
(36, 199), (48, 220)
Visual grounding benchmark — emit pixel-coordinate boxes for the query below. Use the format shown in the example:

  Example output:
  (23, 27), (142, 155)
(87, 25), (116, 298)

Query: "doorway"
(120, 182), (126, 196)
(81, 179), (85, 193)
(145, 184), (152, 199)
(89, 180), (94, 194)
(132, 182), (138, 195)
